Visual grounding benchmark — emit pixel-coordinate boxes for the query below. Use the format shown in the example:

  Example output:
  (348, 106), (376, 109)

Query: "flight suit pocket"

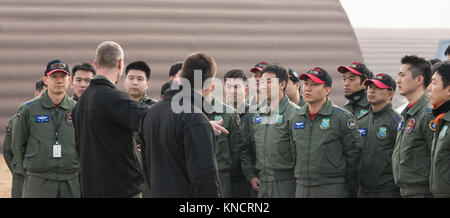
(24, 138), (40, 158)
(324, 143), (343, 168)
(436, 156), (450, 185)
(414, 154), (430, 177)
(277, 142), (293, 163)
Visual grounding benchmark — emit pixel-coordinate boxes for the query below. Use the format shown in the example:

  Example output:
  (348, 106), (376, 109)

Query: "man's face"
(342, 71), (365, 95)
(249, 70), (262, 94)
(71, 70), (94, 98)
(302, 78), (329, 104)
(124, 69), (149, 100)
(367, 84), (392, 105)
(224, 78), (247, 107)
(44, 71), (70, 95)
(285, 79), (299, 100)
(260, 72), (283, 102)
(427, 72), (450, 106)
(397, 64), (420, 96)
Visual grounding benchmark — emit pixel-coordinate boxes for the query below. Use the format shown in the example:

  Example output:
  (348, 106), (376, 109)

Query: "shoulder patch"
(65, 113), (73, 126)
(429, 120), (436, 132)
(319, 118), (331, 130)
(214, 115), (223, 121)
(347, 119), (356, 130)
(26, 101), (32, 106)
(376, 126), (388, 140)
(358, 109), (368, 118)
(337, 107), (345, 113)
(439, 125), (448, 139)
(425, 108), (432, 113)
(394, 115), (401, 123)
(405, 118), (416, 133)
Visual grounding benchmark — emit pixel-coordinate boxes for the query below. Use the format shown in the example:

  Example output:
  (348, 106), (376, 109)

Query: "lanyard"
(51, 107), (63, 144)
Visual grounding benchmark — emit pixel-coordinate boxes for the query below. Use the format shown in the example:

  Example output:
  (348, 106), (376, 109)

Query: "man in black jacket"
(139, 52), (222, 197)
(72, 41), (149, 198)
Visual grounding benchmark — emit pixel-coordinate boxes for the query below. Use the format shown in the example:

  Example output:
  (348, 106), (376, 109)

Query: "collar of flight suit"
(371, 103), (393, 116)
(297, 98), (333, 116)
(40, 90), (72, 110)
(442, 112), (450, 122)
(257, 94), (290, 116)
(402, 92), (430, 117)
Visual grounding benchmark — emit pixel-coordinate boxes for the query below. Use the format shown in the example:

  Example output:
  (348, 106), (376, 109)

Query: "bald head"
(95, 41), (124, 69)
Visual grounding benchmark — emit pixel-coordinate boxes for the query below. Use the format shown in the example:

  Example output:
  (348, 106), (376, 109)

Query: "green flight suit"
(430, 112), (450, 198)
(11, 90), (80, 198)
(357, 103), (401, 198)
(136, 94), (157, 198)
(206, 98), (246, 198)
(342, 91), (371, 118)
(3, 114), (26, 198)
(239, 101), (259, 198)
(298, 93), (307, 108)
(291, 100), (361, 198)
(244, 95), (299, 198)
(392, 93), (434, 197)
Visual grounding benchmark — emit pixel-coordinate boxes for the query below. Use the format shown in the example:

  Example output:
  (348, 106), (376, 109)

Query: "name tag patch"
(358, 128), (367, 136)
(294, 121), (305, 129)
(35, 115), (50, 123)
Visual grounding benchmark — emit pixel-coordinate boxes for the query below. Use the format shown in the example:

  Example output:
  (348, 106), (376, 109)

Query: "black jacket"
(139, 87), (222, 198)
(72, 75), (149, 197)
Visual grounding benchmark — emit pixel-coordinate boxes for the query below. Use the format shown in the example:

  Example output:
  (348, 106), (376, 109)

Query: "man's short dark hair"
(72, 63), (96, 79)
(401, 55), (432, 89)
(161, 81), (172, 96)
(181, 53), (217, 89)
(169, 62), (183, 78)
(261, 64), (289, 92)
(224, 69), (247, 83)
(429, 58), (442, 66)
(433, 60), (450, 89)
(445, 45), (450, 56)
(35, 78), (47, 92)
(125, 61), (151, 80)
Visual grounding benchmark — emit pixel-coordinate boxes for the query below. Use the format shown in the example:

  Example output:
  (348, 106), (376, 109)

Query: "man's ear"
(280, 80), (286, 91)
(415, 75), (424, 87)
(42, 76), (48, 86)
(295, 81), (300, 90)
(118, 59), (123, 70)
(324, 86), (331, 96)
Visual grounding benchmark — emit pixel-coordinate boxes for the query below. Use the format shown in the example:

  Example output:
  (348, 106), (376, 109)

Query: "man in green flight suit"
(338, 62), (373, 118)
(123, 60), (157, 198)
(223, 69), (253, 198)
(242, 64), (299, 198)
(12, 59), (80, 198)
(286, 68), (306, 107)
(393, 55), (434, 198)
(291, 67), (361, 198)
(426, 61), (450, 198)
(357, 73), (401, 198)
(3, 78), (47, 198)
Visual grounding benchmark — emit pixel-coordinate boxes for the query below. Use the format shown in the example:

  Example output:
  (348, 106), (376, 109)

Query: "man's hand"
(250, 177), (260, 191)
(210, 119), (229, 135)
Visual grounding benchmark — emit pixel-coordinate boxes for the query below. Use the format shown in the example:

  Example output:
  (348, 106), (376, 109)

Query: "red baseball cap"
(299, 67), (332, 86)
(250, 61), (268, 73)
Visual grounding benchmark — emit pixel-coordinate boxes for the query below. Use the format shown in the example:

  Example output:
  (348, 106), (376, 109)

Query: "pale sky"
(340, 0), (450, 28)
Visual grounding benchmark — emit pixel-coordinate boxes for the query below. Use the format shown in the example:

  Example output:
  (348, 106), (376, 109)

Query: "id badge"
(53, 144), (62, 158)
